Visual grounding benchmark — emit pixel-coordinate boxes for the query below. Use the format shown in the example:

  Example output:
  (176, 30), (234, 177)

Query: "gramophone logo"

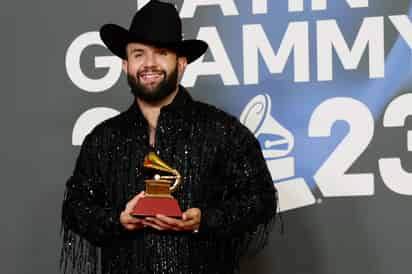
(240, 94), (316, 212)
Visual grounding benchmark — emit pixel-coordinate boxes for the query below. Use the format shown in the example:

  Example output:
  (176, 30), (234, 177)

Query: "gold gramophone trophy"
(132, 152), (183, 218)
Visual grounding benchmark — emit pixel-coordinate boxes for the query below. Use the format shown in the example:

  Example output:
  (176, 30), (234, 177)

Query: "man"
(61, 1), (277, 274)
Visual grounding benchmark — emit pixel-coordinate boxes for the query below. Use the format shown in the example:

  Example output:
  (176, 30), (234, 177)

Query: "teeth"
(140, 73), (162, 81)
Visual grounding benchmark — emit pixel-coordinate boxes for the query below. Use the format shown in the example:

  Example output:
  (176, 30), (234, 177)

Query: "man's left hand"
(143, 208), (201, 232)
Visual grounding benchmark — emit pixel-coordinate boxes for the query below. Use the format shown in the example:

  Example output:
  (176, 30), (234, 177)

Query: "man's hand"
(143, 208), (201, 232)
(120, 191), (145, 230)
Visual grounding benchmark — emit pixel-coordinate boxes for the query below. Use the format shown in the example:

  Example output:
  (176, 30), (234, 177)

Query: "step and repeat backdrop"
(6, 0), (412, 274)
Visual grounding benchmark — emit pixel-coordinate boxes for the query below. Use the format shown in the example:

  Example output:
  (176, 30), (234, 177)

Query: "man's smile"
(139, 71), (164, 83)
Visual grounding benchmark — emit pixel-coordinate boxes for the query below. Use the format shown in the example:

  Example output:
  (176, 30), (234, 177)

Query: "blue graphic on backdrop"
(240, 94), (315, 211)
(184, 1), (412, 211)
(66, 0), (412, 211)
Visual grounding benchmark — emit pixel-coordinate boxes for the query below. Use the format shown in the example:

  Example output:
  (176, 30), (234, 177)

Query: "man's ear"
(122, 59), (128, 74)
(177, 56), (188, 76)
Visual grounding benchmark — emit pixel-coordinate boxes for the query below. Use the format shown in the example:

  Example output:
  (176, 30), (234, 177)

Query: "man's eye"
(159, 50), (168, 55)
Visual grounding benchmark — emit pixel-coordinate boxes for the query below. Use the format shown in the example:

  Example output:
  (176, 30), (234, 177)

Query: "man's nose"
(143, 52), (156, 67)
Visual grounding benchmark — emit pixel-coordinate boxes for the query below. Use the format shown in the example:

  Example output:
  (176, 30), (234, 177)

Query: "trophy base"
(131, 197), (182, 218)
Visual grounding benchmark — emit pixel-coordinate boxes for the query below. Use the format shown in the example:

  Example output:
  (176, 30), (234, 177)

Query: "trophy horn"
(144, 152), (182, 192)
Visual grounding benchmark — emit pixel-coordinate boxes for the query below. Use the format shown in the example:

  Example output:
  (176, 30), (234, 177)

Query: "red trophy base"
(132, 197), (182, 218)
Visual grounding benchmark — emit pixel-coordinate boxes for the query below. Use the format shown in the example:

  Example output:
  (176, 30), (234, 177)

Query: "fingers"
(123, 222), (144, 230)
(182, 208), (201, 231)
(120, 206), (202, 232)
(143, 217), (178, 231)
(182, 208), (201, 226)
(124, 191), (145, 213)
(182, 208), (201, 220)
(120, 211), (144, 231)
(146, 209), (201, 231)
(120, 192), (146, 230)
(156, 215), (185, 227)
(181, 219), (198, 228)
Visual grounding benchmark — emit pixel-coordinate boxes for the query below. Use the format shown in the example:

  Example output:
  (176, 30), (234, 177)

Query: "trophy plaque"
(132, 152), (183, 218)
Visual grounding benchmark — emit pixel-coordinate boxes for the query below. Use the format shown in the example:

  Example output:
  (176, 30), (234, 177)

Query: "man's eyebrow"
(129, 48), (144, 53)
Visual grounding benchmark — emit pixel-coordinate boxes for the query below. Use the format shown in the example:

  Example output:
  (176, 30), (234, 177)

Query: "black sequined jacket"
(61, 86), (277, 274)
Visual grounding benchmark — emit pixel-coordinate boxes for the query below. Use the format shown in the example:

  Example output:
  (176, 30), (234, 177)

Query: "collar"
(161, 85), (193, 111)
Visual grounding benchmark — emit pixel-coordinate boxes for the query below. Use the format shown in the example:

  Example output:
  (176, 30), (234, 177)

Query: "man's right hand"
(120, 191), (145, 230)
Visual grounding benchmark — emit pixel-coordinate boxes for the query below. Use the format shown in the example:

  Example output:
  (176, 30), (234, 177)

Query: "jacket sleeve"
(198, 123), (278, 240)
(61, 133), (125, 247)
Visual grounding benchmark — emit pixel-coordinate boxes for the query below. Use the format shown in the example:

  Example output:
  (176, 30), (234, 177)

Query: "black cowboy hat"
(100, 0), (208, 63)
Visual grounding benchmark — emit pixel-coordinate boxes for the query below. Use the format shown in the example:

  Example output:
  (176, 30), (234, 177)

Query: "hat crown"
(129, 0), (182, 44)
(99, 0), (208, 62)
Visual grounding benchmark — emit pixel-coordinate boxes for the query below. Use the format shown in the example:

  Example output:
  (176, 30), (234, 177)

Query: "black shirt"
(61, 86), (277, 274)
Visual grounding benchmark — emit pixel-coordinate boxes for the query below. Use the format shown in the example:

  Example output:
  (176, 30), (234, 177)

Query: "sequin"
(61, 86), (277, 274)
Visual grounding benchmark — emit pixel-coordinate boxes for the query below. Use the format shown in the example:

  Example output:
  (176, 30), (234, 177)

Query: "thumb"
(125, 191), (145, 212)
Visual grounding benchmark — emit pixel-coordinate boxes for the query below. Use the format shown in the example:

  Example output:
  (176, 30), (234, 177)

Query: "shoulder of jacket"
(191, 100), (255, 140)
(191, 100), (235, 121)
(83, 110), (131, 144)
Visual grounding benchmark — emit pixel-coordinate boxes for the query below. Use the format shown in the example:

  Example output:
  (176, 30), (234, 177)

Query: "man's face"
(123, 42), (187, 103)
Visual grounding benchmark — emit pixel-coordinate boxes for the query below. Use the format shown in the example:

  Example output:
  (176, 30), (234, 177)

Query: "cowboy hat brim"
(100, 24), (208, 63)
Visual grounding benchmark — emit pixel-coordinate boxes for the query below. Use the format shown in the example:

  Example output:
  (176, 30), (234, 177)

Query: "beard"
(127, 64), (179, 103)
